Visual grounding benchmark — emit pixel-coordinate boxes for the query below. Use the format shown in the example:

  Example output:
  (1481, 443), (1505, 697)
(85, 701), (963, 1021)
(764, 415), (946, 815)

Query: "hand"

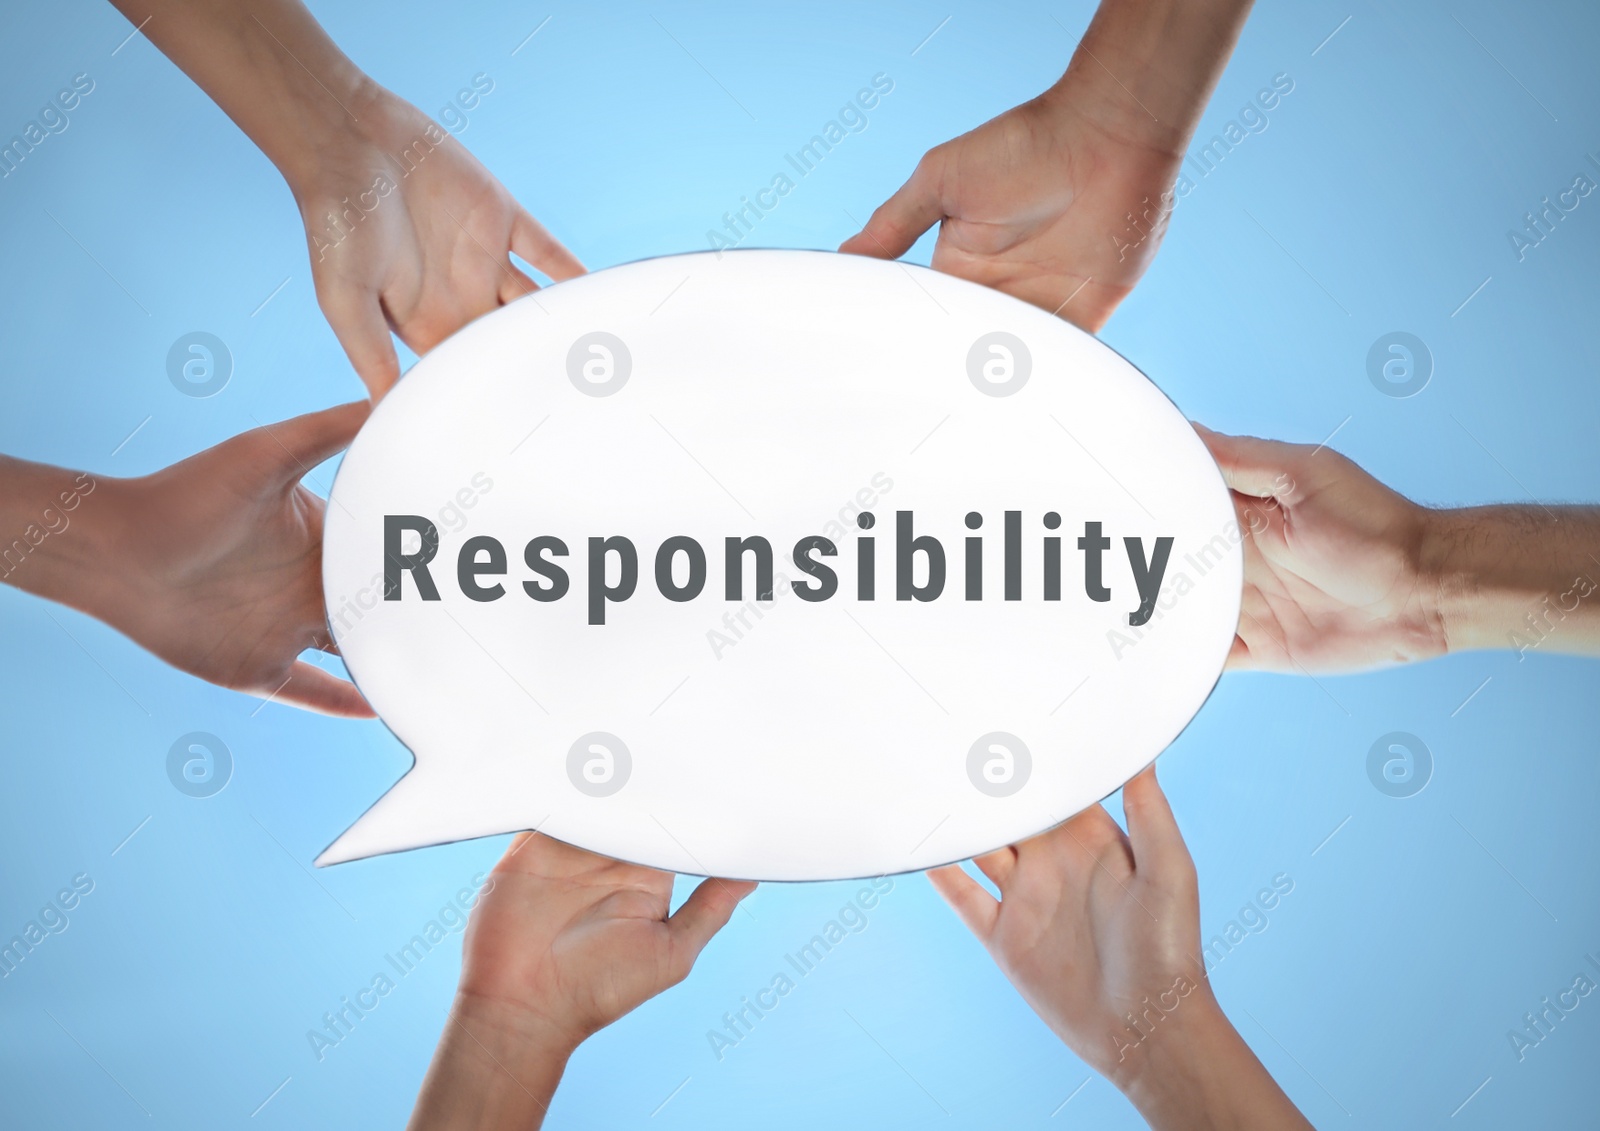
(408, 835), (755, 1130)
(841, 0), (1253, 332)
(1200, 426), (1600, 670)
(929, 768), (1310, 1129)
(930, 768), (1207, 1083)
(841, 82), (1183, 332)
(1197, 426), (1446, 673)
(457, 833), (756, 1048)
(8, 403), (375, 716)
(106, 0), (584, 401)
(292, 87), (584, 398)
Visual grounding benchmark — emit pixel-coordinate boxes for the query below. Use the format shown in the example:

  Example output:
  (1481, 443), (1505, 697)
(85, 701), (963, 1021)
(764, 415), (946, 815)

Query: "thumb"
(840, 155), (943, 260)
(255, 401), (371, 485)
(666, 878), (756, 981)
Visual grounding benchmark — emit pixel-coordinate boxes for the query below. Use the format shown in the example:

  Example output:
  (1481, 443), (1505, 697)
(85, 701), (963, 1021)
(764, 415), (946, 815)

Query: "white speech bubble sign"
(317, 250), (1241, 880)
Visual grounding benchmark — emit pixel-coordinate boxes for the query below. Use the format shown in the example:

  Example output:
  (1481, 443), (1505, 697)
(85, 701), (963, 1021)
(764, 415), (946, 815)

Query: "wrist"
(1043, 0), (1253, 157)
(407, 994), (577, 1131)
(452, 990), (587, 1068)
(0, 460), (127, 613)
(1423, 505), (1590, 655)
(1114, 995), (1275, 1129)
(272, 71), (391, 197)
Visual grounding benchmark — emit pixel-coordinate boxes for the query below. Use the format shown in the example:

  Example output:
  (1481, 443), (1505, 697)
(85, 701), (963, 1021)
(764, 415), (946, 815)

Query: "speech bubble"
(317, 250), (1241, 880)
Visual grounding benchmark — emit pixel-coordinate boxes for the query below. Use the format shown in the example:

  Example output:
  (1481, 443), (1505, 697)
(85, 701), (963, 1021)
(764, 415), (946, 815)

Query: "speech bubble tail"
(315, 769), (527, 867)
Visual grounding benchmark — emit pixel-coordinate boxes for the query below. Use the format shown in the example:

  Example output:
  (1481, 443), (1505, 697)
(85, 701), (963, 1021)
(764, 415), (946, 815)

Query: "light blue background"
(3, 1), (1598, 1127)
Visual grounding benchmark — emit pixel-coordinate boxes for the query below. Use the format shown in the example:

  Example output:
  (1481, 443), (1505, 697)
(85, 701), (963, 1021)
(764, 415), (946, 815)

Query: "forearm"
(1114, 999), (1312, 1130)
(1427, 505), (1600, 658)
(407, 995), (576, 1131)
(105, 0), (373, 190)
(0, 455), (114, 611)
(1048, 0), (1255, 154)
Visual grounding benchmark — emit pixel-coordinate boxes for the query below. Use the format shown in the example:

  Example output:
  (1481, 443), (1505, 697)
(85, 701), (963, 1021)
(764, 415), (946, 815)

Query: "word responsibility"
(383, 510), (1176, 627)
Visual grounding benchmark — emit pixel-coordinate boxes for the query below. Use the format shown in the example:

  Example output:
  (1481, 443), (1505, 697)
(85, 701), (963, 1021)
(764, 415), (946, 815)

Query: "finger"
(320, 283), (402, 399)
(497, 262), (540, 305)
(666, 877), (758, 979)
(972, 847), (1017, 891)
(266, 661), (376, 718)
(1224, 632), (1253, 670)
(511, 210), (586, 283)
(1027, 803), (1130, 890)
(927, 864), (1000, 938)
(499, 830), (609, 875)
(255, 400), (371, 484)
(1192, 425), (1305, 502)
(839, 157), (943, 260)
(1122, 765), (1194, 881)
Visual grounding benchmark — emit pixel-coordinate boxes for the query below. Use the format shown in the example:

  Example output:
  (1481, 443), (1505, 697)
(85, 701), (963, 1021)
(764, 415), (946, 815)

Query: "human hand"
(456, 832), (756, 1049)
(408, 835), (755, 1130)
(105, 0), (583, 401)
(292, 86), (584, 398)
(840, 82), (1183, 332)
(929, 767), (1208, 1083)
(1196, 426), (1446, 673)
(929, 768), (1310, 1129)
(65, 403), (372, 716)
(841, 0), (1253, 332)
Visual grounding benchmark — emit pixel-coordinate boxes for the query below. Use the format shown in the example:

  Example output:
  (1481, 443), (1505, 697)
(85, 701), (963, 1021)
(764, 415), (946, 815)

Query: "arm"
(929, 768), (1311, 1130)
(0, 403), (372, 716)
(408, 834), (755, 1130)
(842, 0), (1254, 331)
(1197, 427), (1600, 671)
(105, 0), (583, 398)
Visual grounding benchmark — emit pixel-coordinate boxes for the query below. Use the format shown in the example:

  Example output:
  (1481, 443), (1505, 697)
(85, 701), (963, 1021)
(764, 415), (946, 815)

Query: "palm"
(108, 403), (372, 716)
(992, 811), (1194, 1071)
(1215, 440), (1443, 673)
(928, 770), (1206, 1084)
